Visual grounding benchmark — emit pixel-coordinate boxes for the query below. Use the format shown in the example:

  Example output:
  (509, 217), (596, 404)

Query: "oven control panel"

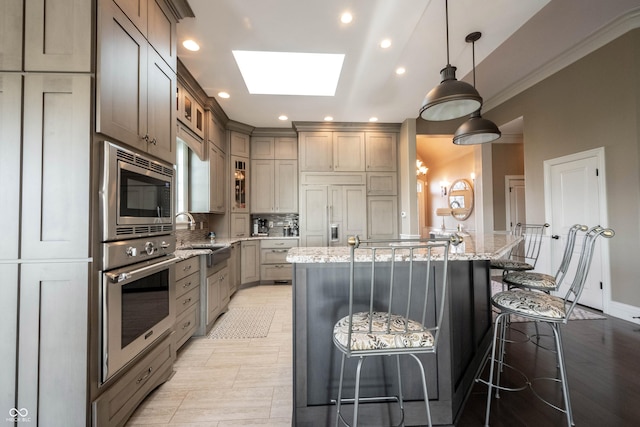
(103, 235), (176, 270)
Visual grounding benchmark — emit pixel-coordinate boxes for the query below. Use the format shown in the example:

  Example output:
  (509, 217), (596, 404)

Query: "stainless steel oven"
(100, 235), (177, 383)
(99, 141), (174, 241)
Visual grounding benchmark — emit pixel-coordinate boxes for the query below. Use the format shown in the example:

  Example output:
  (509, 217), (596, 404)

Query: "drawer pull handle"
(183, 297), (192, 305)
(272, 249), (288, 253)
(136, 367), (153, 384)
(275, 242), (285, 246)
(182, 321), (191, 329)
(183, 281), (191, 288)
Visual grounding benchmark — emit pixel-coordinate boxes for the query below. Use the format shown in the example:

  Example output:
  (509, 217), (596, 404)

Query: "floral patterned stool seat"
(477, 226), (614, 427)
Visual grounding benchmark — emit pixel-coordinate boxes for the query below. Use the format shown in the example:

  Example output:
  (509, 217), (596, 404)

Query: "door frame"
(504, 175), (524, 232)
(543, 147), (611, 313)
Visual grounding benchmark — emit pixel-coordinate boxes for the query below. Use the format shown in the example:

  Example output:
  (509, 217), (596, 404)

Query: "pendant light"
(419, 0), (482, 121)
(453, 32), (501, 145)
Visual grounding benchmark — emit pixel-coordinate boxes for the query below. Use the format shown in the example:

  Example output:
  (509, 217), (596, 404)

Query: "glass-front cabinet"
(232, 156), (249, 212)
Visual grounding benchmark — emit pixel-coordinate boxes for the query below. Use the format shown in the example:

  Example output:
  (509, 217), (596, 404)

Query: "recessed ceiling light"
(182, 39), (200, 51)
(369, 117), (378, 122)
(341, 12), (353, 24)
(278, 115), (288, 121)
(218, 92), (230, 99)
(324, 116), (334, 121)
(380, 39), (392, 49)
(396, 67), (406, 75)
(232, 50), (345, 96)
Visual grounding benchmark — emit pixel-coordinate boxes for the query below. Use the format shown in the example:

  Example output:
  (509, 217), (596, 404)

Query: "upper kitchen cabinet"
(97, 0), (177, 164)
(112, 0), (177, 71)
(299, 131), (365, 172)
(0, 75), (22, 260)
(177, 81), (205, 139)
(230, 131), (251, 158)
(1, 0), (91, 72)
(0, 1), (24, 71)
(24, 0), (92, 72)
(365, 132), (397, 171)
(12, 74), (91, 260)
(251, 159), (298, 214)
(208, 111), (227, 153)
(251, 136), (297, 160)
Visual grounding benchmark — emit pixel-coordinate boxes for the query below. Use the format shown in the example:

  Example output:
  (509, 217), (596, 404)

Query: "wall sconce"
(470, 172), (476, 181)
(440, 180), (449, 196)
(416, 160), (428, 176)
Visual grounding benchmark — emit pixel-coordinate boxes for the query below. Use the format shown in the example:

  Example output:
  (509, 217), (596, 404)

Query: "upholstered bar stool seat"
(333, 311), (435, 351)
(503, 271), (556, 291)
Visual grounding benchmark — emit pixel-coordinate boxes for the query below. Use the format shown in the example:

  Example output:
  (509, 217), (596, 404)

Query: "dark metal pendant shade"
(453, 109), (501, 145)
(420, 65), (483, 121)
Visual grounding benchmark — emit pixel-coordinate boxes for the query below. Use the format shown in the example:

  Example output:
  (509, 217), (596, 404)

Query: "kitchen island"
(287, 233), (520, 426)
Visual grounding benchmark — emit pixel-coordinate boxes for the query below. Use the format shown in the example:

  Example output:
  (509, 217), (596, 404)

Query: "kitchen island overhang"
(288, 233), (520, 426)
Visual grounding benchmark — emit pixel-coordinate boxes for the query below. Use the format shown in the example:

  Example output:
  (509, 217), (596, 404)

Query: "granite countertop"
(285, 233), (520, 264)
(175, 236), (299, 260)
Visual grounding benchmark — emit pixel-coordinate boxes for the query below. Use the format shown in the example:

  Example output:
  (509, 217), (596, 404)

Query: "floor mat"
(491, 281), (606, 321)
(207, 306), (276, 339)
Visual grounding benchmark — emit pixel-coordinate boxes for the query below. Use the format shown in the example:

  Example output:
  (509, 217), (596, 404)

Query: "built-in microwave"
(100, 141), (174, 241)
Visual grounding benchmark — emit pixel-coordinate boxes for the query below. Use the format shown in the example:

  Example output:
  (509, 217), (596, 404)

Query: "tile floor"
(126, 285), (293, 426)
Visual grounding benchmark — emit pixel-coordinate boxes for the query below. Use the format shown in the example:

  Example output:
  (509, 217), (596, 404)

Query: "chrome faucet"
(175, 212), (196, 230)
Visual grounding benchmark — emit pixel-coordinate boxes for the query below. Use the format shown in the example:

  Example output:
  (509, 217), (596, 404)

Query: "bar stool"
(491, 223), (550, 281)
(503, 224), (587, 293)
(478, 226), (614, 427)
(332, 235), (459, 427)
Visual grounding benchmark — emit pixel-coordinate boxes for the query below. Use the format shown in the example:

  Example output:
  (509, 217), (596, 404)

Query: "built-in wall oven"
(98, 141), (177, 384)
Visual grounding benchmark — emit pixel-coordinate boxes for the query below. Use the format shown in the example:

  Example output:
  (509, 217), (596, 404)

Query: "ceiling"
(177, 0), (640, 130)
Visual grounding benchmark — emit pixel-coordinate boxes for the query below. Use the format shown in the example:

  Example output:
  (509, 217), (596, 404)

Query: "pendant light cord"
(445, 0), (450, 65)
(472, 38), (476, 87)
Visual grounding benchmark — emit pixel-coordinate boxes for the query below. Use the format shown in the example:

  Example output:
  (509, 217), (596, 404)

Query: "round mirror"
(449, 179), (474, 220)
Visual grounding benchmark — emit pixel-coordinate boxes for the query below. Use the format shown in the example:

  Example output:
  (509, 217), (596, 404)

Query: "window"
(175, 141), (189, 221)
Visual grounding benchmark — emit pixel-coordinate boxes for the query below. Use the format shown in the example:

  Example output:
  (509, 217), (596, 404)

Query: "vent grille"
(114, 144), (173, 178)
(114, 224), (174, 238)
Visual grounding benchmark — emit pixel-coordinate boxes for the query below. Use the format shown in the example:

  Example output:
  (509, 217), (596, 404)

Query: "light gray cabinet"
(190, 142), (226, 213)
(23, 0), (92, 72)
(365, 132), (397, 171)
(230, 213), (250, 238)
(260, 239), (298, 283)
(299, 131), (366, 172)
(252, 136), (297, 160)
(206, 262), (229, 329)
(228, 242), (241, 295)
(299, 183), (366, 247)
(18, 262), (89, 426)
(177, 81), (205, 138)
(174, 257), (200, 349)
(251, 159), (298, 213)
(241, 240), (260, 284)
(22, 74), (92, 259)
(230, 130), (251, 157)
(0, 1), (23, 71)
(97, 0), (177, 164)
(367, 196), (399, 239)
(112, 0), (177, 71)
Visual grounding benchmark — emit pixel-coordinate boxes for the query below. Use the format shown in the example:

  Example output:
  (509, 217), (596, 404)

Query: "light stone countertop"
(286, 233), (520, 264)
(175, 236), (300, 260)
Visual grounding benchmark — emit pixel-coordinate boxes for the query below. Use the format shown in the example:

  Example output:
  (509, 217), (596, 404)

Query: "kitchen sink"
(206, 246), (231, 269)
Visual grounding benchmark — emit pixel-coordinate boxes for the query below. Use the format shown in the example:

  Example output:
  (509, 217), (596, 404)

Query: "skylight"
(232, 50), (345, 96)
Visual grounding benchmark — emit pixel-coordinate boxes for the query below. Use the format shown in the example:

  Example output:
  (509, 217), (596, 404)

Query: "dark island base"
(292, 260), (493, 426)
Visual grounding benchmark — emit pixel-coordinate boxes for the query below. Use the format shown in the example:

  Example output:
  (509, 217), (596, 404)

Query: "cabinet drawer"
(175, 304), (198, 349)
(260, 264), (292, 281)
(175, 257), (200, 281)
(92, 333), (174, 427)
(261, 239), (298, 249)
(261, 248), (289, 264)
(176, 285), (199, 317)
(175, 270), (200, 298)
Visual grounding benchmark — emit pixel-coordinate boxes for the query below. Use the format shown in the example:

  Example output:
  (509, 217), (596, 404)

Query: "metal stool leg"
(395, 355), (406, 426)
(409, 354), (432, 427)
(335, 353), (346, 426)
(352, 356), (366, 426)
(552, 324), (574, 426)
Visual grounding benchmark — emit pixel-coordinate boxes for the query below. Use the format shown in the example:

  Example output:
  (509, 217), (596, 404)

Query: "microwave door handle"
(105, 256), (178, 283)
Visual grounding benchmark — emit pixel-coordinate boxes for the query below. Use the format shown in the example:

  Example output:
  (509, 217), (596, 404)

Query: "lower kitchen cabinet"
(206, 261), (229, 331)
(174, 257), (200, 349)
(1, 262), (89, 426)
(260, 239), (298, 283)
(241, 240), (260, 284)
(92, 332), (175, 427)
(228, 242), (241, 295)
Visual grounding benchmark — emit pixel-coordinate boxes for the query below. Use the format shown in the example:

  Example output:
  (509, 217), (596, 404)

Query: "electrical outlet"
(269, 221), (274, 228)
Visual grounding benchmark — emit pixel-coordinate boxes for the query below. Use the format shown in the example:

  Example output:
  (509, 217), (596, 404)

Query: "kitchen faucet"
(175, 212), (196, 230)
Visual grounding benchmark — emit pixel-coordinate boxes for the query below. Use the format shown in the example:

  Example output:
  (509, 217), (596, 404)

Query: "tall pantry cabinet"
(0, 0), (92, 425)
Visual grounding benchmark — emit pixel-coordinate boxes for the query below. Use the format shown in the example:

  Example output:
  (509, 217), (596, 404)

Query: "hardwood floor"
(127, 284), (640, 426)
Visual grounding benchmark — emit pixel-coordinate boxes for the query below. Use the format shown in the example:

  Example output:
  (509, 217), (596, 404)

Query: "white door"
(505, 176), (525, 231)
(545, 151), (605, 309)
